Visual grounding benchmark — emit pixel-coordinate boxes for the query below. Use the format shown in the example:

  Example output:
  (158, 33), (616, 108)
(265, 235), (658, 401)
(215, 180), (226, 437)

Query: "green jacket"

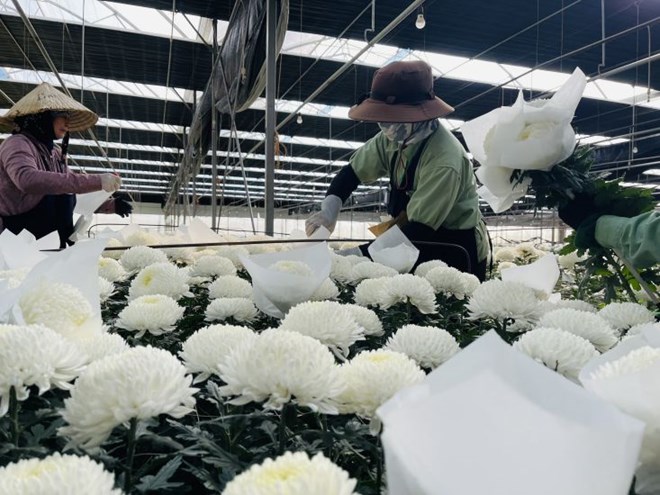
(350, 126), (488, 261)
(595, 211), (660, 268)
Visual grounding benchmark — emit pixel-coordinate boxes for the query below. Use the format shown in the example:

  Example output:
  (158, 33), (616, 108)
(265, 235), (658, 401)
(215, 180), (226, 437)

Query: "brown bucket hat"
(348, 60), (454, 123)
(0, 82), (98, 133)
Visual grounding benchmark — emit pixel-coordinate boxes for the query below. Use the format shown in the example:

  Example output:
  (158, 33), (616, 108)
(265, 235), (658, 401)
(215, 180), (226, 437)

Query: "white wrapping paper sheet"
(367, 225), (419, 273)
(0, 239), (108, 325)
(501, 253), (560, 295)
(378, 331), (644, 495)
(461, 68), (587, 213)
(177, 218), (224, 244)
(70, 190), (112, 241)
(580, 329), (660, 494)
(239, 241), (331, 318)
(0, 230), (47, 270)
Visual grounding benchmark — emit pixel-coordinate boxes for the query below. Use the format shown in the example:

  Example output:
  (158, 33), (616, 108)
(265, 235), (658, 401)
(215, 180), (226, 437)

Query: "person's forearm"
(5, 151), (102, 195)
(595, 212), (660, 268)
(327, 165), (361, 202)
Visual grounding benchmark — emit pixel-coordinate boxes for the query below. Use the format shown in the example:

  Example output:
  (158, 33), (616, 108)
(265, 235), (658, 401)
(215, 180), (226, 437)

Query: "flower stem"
(406, 299), (412, 324)
(279, 404), (288, 454)
(9, 387), (20, 446)
(123, 418), (138, 493)
(604, 252), (638, 303)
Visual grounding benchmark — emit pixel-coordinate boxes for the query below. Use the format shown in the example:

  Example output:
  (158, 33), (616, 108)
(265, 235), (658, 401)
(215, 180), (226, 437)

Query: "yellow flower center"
(366, 353), (392, 363)
(258, 465), (304, 484)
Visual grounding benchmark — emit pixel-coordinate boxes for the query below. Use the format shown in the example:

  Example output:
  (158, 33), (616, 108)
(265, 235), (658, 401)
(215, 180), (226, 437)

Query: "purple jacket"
(0, 133), (110, 232)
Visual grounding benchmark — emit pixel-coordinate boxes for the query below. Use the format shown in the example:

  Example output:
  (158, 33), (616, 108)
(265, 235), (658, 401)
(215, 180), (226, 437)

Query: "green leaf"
(135, 455), (184, 493)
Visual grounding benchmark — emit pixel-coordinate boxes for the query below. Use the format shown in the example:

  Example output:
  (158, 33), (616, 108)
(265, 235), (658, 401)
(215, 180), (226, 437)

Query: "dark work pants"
(3, 194), (76, 248)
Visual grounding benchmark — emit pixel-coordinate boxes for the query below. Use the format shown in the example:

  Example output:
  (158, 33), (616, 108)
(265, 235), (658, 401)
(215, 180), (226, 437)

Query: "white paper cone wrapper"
(378, 331), (644, 495)
(368, 225), (419, 273)
(239, 242), (331, 318)
(501, 254), (560, 295)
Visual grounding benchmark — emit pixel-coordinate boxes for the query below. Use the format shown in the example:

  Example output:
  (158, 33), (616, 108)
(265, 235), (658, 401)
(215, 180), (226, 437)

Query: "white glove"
(305, 195), (343, 237)
(100, 173), (121, 192)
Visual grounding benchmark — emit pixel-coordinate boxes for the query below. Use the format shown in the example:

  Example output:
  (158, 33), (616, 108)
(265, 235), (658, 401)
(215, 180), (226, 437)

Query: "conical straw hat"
(0, 82), (98, 133)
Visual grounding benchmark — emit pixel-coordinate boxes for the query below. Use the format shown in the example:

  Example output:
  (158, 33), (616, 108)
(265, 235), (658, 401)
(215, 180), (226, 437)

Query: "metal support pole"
(264, 0), (277, 235)
(211, 19), (219, 231)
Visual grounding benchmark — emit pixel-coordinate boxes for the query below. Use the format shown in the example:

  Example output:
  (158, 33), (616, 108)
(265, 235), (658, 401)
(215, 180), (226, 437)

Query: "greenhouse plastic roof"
(1, 0), (659, 210)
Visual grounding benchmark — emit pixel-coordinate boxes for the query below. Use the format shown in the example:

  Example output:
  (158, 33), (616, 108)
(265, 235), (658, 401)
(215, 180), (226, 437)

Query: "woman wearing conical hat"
(0, 82), (132, 248)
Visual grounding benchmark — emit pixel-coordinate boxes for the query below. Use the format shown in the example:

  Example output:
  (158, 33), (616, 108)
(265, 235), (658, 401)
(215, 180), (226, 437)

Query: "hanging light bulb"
(415, 8), (426, 30)
(296, 113), (303, 124)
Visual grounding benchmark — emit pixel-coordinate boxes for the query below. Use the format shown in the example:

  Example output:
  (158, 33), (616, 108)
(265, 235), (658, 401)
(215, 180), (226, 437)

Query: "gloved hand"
(100, 173), (122, 192)
(558, 193), (601, 251)
(305, 195), (343, 237)
(114, 197), (133, 218)
(557, 192), (597, 229)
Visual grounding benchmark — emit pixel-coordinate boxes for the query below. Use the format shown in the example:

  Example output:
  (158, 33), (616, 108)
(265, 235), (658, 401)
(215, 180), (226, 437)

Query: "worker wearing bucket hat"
(306, 60), (489, 279)
(0, 83), (132, 248)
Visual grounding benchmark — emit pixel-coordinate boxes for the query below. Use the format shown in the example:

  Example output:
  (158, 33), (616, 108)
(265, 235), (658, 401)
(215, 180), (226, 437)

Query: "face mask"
(378, 122), (414, 143)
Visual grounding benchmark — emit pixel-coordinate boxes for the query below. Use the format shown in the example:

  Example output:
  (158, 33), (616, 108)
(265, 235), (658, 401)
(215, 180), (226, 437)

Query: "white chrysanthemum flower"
(310, 278), (340, 301)
(205, 298), (258, 323)
(245, 235), (278, 254)
(190, 255), (237, 278)
(97, 257), (127, 282)
(354, 277), (389, 307)
(0, 267), (29, 288)
(179, 324), (256, 383)
(0, 325), (86, 416)
(467, 279), (540, 330)
(424, 266), (476, 300)
(60, 346), (197, 451)
(191, 248), (220, 260)
(462, 273), (481, 297)
(329, 253), (365, 283)
(515, 242), (542, 260)
(590, 346), (660, 380)
(349, 261), (398, 284)
(343, 304), (384, 336)
(628, 322), (660, 337)
(102, 238), (124, 260)
(0, 453), (121, 495)
(329, 255), (353, 284)
(213, 245), (250, 269)
(115, 295), (184, 337)
(280, 301), (365, 358)
(208, 275), (253, 300)
(493, 246), (517, 262)
(98, 277), (115, 303)
(496, 261), (517, 273)
(19, 280), (99, 341)
(178, 266), (207, 286)
(123, 229), (159, 247)
(414, 259), (448, 278)
(539, 299), (597, 315)
(219, 329), (344, 413)
(558, 250), (587, 270)
(120, 246), (168, 272)
(128, 262), (191, 300)
(162, 245), (195, 264)
(539, 308), (618, 352)
(338, 349), (424, 419)
(599, 302), (656, 332)
(385, 325), (459, 369)
(268, 260), (314, 277)
(379, 274), (437, 314)
(514, 327), (598, 380)
(223, 451), (358, 495)
(74, 332), (129, 363)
